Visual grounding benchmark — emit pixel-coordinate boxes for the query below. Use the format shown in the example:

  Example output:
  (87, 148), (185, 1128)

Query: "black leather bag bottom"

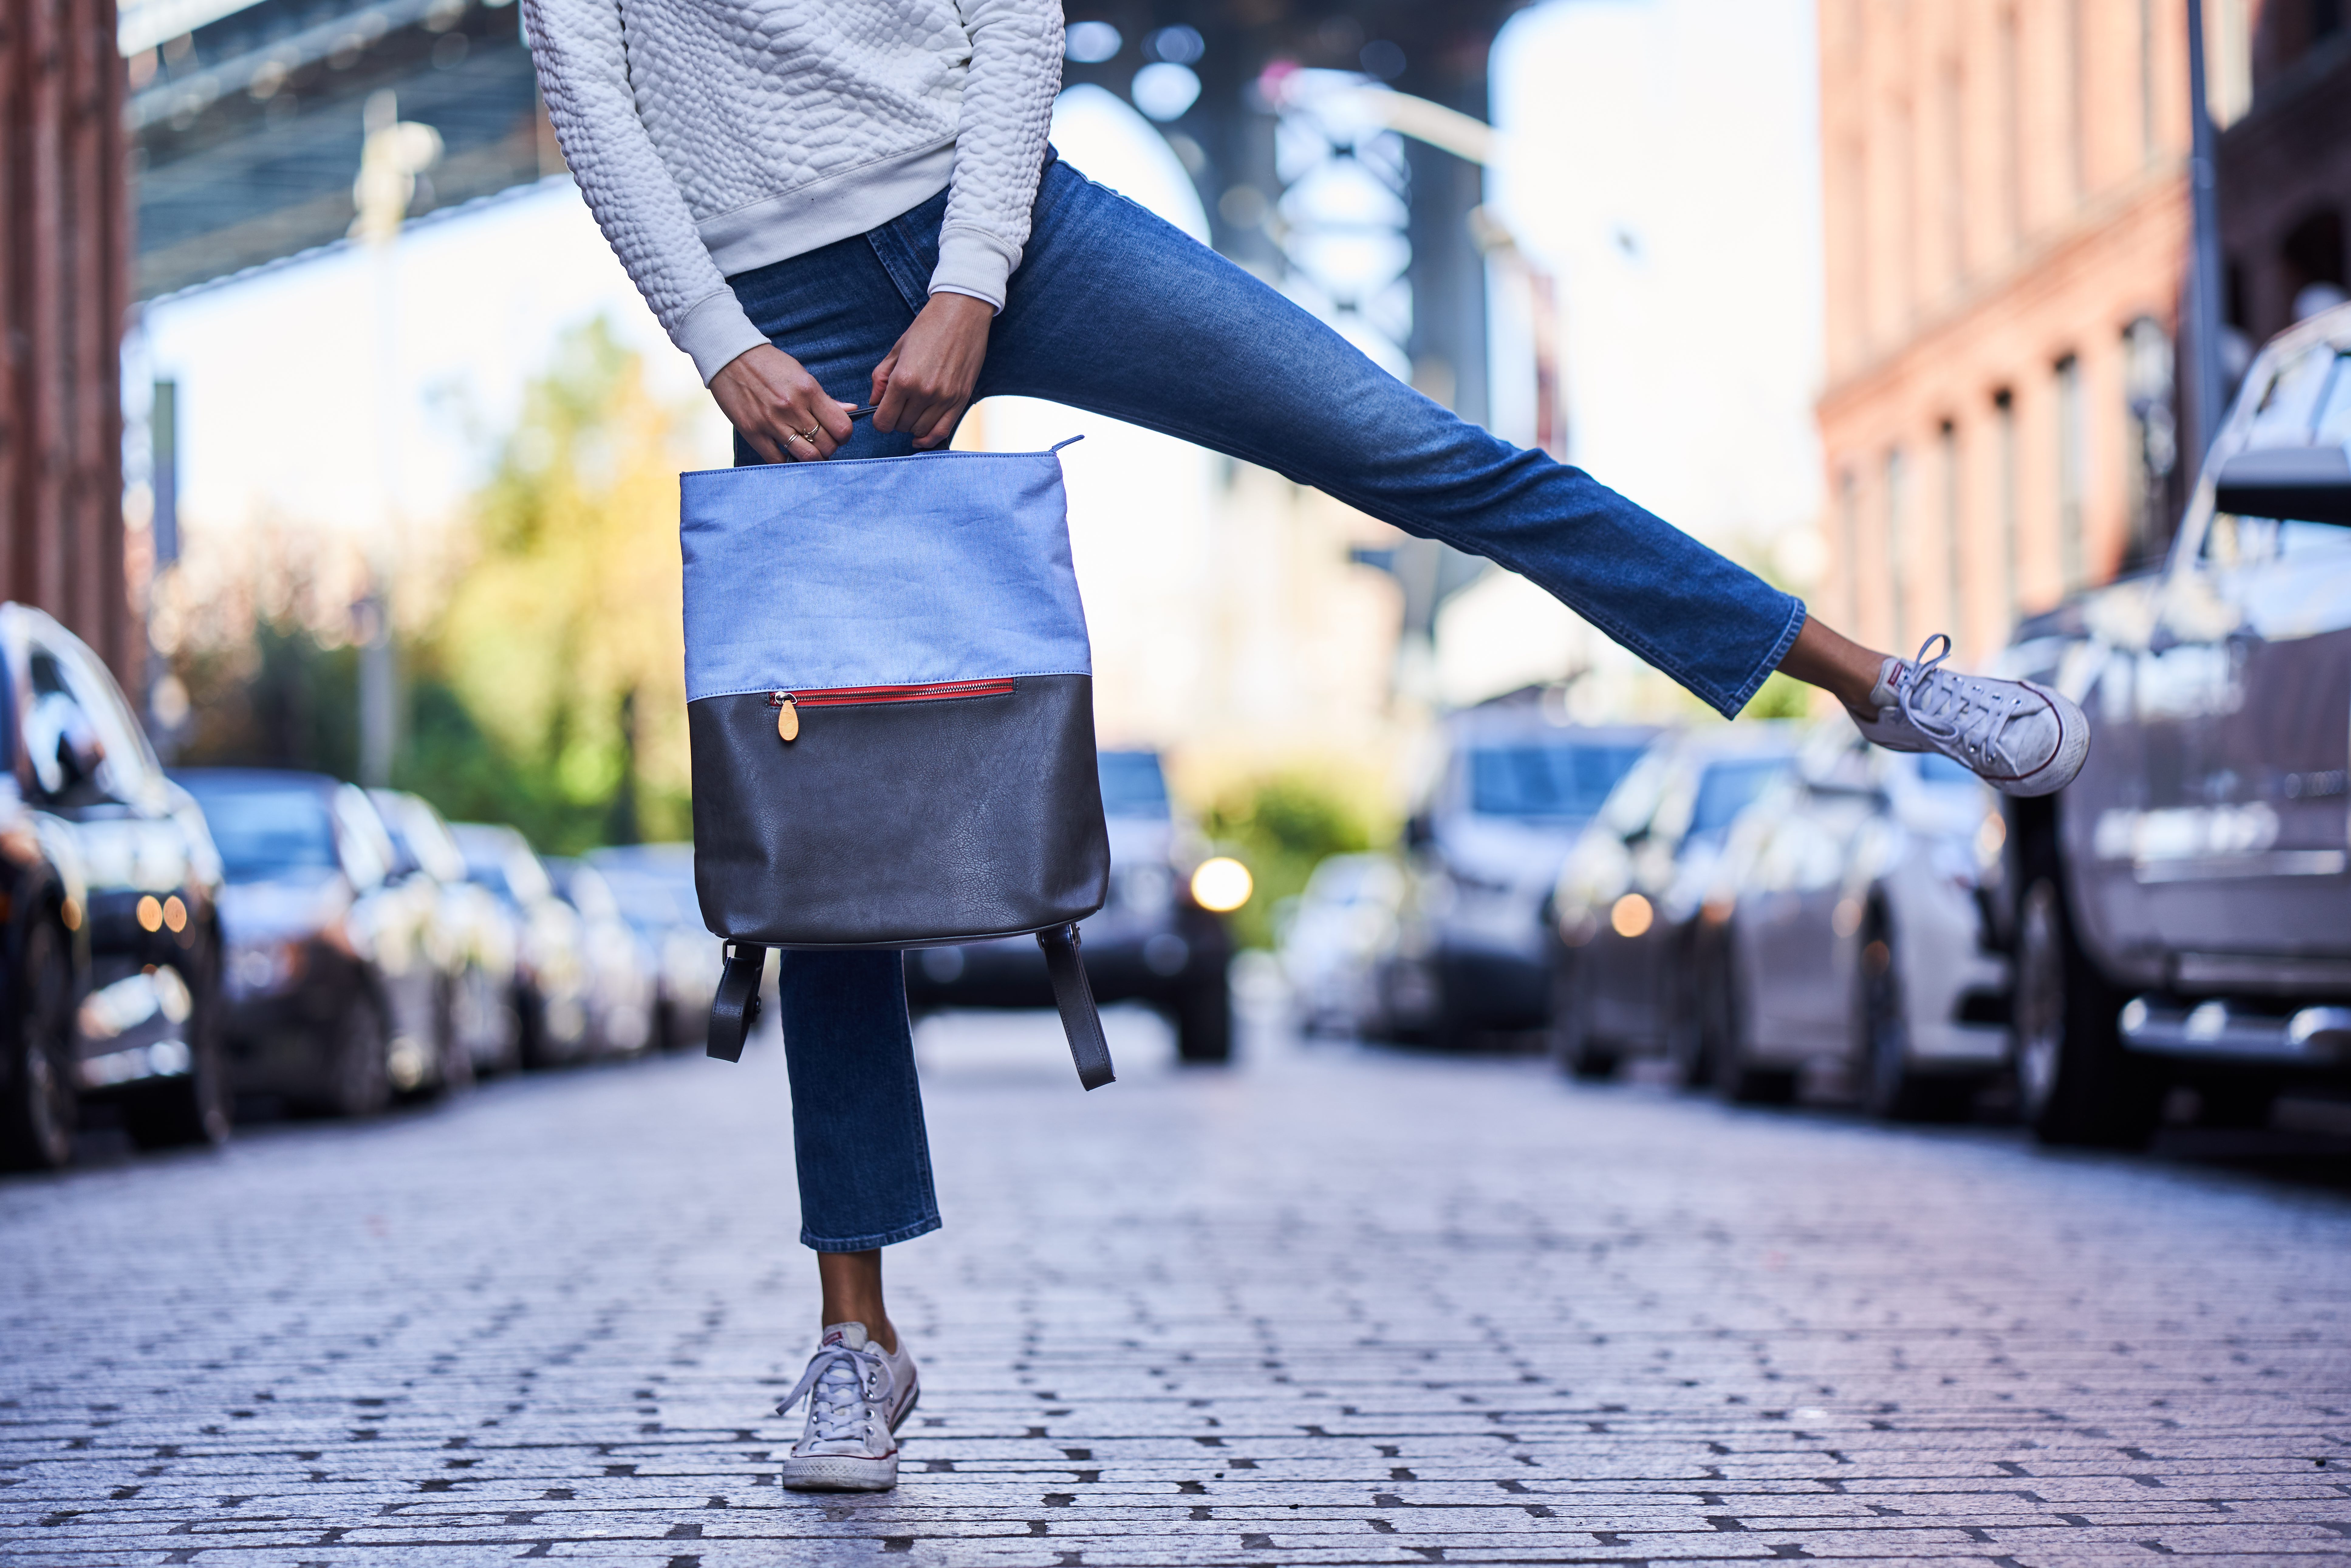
(688, 673), (1110, 949)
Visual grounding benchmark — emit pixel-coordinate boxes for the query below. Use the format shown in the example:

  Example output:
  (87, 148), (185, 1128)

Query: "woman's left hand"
(871, 292), (995, 448)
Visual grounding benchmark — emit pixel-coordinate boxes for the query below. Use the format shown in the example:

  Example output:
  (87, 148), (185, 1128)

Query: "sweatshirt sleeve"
(521, 0), (770, 383)
(929, 0), (1064, 309)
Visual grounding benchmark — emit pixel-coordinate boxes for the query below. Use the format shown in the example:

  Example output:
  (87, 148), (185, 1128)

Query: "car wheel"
(1857, 906), (1954, 1122)
(0, 916), (78, 1171)
(1549, 955), (1615, 1079)
(1175, 968), (1233, 1064)
(123, 957), (233, 1150)
(1710, 939), (1795, 1105)
(433, 975), (475, 1096)
(2013, 859), (2159, 1148)
(317, 996), (393, 1119)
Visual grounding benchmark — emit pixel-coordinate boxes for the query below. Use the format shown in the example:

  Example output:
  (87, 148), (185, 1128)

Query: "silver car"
(1695, 725), (2011, 1116)
(1997, 301), (2351, 1145)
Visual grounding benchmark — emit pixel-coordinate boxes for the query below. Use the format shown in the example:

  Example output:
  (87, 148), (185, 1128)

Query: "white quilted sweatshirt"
(521, 0), (1064, 383)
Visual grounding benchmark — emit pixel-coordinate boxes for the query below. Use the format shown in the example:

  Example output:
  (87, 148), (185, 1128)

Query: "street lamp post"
(350, 89), (441, 787)
(2183, 0), (2227, 468)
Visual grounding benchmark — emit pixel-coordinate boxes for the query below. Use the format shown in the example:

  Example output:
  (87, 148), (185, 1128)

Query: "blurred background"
(4, 0), (2349, 1163)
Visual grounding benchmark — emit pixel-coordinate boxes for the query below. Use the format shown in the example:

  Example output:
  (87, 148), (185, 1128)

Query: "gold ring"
(796, 424), (821, 443)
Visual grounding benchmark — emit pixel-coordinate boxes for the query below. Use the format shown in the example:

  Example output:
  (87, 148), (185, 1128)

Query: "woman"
(522, 0), (2086, 1493)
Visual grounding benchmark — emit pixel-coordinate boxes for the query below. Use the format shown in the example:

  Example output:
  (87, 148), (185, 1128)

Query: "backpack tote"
(679, 439), (1114, 1088)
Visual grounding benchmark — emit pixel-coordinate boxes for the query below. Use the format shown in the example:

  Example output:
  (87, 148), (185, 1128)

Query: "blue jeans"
(733, 154), (1806, 1252)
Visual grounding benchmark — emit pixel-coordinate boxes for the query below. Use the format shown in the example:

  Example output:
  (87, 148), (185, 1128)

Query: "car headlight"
(1190, 857), (1252, 913)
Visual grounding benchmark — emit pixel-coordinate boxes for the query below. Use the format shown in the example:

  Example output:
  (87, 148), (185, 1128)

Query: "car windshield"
(1469, 743), (1648, 819)
(185, 787), (337, 882)
(1689, 758), (1789, 837)
(1098, 751), (1170, 819)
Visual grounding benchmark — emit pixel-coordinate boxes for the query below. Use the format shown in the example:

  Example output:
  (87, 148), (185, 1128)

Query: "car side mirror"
(2212, 445), (2351, 525)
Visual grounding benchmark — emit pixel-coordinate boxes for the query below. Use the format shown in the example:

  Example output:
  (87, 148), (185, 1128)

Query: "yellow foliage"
(426, 320), (699, 832)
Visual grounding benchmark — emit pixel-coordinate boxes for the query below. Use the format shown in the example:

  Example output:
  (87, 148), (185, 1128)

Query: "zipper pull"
(770, 691), (799, 742)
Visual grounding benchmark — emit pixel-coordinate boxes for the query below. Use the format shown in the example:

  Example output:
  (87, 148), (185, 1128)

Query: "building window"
(1839, 468), (1861, 628)
(1939, 420), (1963, 643)
(2055, 355), (2086, 591)
(1999, 8), (2023, 246)
(2065, 0), (2086, 202)
(1994, 388), (2018, 616)
(1886, 446), (1909, 650)
(2283, 207), (2347, 324)
(2124, 317), (2177, 562)
(1942, 59), (1966, 289)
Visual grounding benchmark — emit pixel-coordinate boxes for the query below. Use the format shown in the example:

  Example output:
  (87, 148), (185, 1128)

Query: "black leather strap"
(1037, 923), (1115, 1091)
(707, 941), (766, 1062)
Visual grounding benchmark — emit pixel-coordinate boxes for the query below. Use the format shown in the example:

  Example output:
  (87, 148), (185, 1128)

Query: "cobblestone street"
(5, 1003), (2351, 1566)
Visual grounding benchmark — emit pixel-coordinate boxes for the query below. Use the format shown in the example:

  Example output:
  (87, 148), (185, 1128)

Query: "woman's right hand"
(709, 343), (856, 463)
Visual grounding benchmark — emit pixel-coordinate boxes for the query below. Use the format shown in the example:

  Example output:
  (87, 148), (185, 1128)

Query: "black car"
(1379, 694), (1658, 1046)
(1547, 724), (1796, 1079)
(0, 771), (89, 1170)
(4, 603), (230, 1158)
(902, 749), (1238, 1061)
(1997, 301), (2351, 1145)
(175, 770), (453, 1115)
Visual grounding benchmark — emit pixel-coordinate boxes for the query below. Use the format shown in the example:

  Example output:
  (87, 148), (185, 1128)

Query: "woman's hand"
(710, 344), (856, 463)
(871, 292), (995, 449)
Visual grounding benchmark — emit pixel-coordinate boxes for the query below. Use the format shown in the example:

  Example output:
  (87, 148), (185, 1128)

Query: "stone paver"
(4, 1004), (2349, 1566)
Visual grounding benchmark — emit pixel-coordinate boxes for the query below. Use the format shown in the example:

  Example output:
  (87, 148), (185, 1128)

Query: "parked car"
(0, 772), (90, 1170)
(1276, 852), (1406, 1037)
(1378, 693), (1656, 1045)
(902, 748), (1238, 1061)
(542, 858), (658, 1058)
(586, 842), (721, 1053)
(371, 789), (523, 1076)
(175, 769), (460, 1114)
(1691, 726), (2011, 1115)
(1996, 300), (2351, 1146)
(5, 604), (230, 1156)
(1547, 724), (1796, 1079)
(448, 823), (603, 1068)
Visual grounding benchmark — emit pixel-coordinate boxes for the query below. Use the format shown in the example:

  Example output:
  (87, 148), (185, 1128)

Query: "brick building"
(1814, 0), (2347, 662)
(2, 0), (133, 684)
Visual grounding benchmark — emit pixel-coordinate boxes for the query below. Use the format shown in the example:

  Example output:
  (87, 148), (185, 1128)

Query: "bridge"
(127, 0), (1527, 426)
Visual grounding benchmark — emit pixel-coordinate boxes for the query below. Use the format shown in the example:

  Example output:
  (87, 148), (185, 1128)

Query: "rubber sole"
(778, 1373), (921, 1493)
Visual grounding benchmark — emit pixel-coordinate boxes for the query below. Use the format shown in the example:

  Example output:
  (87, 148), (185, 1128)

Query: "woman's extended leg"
(867, 159), (2085, 789)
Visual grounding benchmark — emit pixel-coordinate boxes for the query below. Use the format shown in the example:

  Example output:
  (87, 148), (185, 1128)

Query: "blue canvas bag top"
(678, 444), (1114, 1088)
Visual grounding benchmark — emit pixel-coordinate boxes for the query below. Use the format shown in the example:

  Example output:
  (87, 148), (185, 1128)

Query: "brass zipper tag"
(771, 691), (799, 742)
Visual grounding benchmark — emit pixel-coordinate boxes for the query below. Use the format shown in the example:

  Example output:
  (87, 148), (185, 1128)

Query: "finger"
(745, 427), (785, 464)
(870, 347), (902, 420)
(914, 396), (965, 449)
(776, 404), (834, 461)
(790, 402), (846, 456)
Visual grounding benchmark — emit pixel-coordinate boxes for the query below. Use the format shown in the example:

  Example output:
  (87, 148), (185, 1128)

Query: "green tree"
(400, 319), (703, 851)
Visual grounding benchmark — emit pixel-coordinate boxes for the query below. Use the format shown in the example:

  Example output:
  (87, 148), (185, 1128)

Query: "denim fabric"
(678, 449), (1091, 702)
(774, 948), (941, 1251)
(735, 155), (1808, 1252)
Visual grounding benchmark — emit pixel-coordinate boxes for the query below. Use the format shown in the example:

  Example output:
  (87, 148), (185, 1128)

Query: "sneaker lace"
(780, 1343), (893, 1445)
(1894, 634), (2038, 771)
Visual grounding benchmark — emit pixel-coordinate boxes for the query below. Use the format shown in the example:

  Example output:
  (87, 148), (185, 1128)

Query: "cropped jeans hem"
(802, 1212), (944, 1254)
(1728, 602), (1811, 717)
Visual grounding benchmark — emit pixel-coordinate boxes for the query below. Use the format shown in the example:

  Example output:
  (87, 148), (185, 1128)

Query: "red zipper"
(769, 678), (1014, 709)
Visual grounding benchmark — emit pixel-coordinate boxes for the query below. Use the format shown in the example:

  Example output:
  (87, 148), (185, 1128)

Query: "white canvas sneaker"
(777, 1322), (920, 1492)
(1853, 635), (2090, 798)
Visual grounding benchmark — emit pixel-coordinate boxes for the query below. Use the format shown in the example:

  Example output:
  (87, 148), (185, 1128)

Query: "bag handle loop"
(705, 928), (1114, 1091)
